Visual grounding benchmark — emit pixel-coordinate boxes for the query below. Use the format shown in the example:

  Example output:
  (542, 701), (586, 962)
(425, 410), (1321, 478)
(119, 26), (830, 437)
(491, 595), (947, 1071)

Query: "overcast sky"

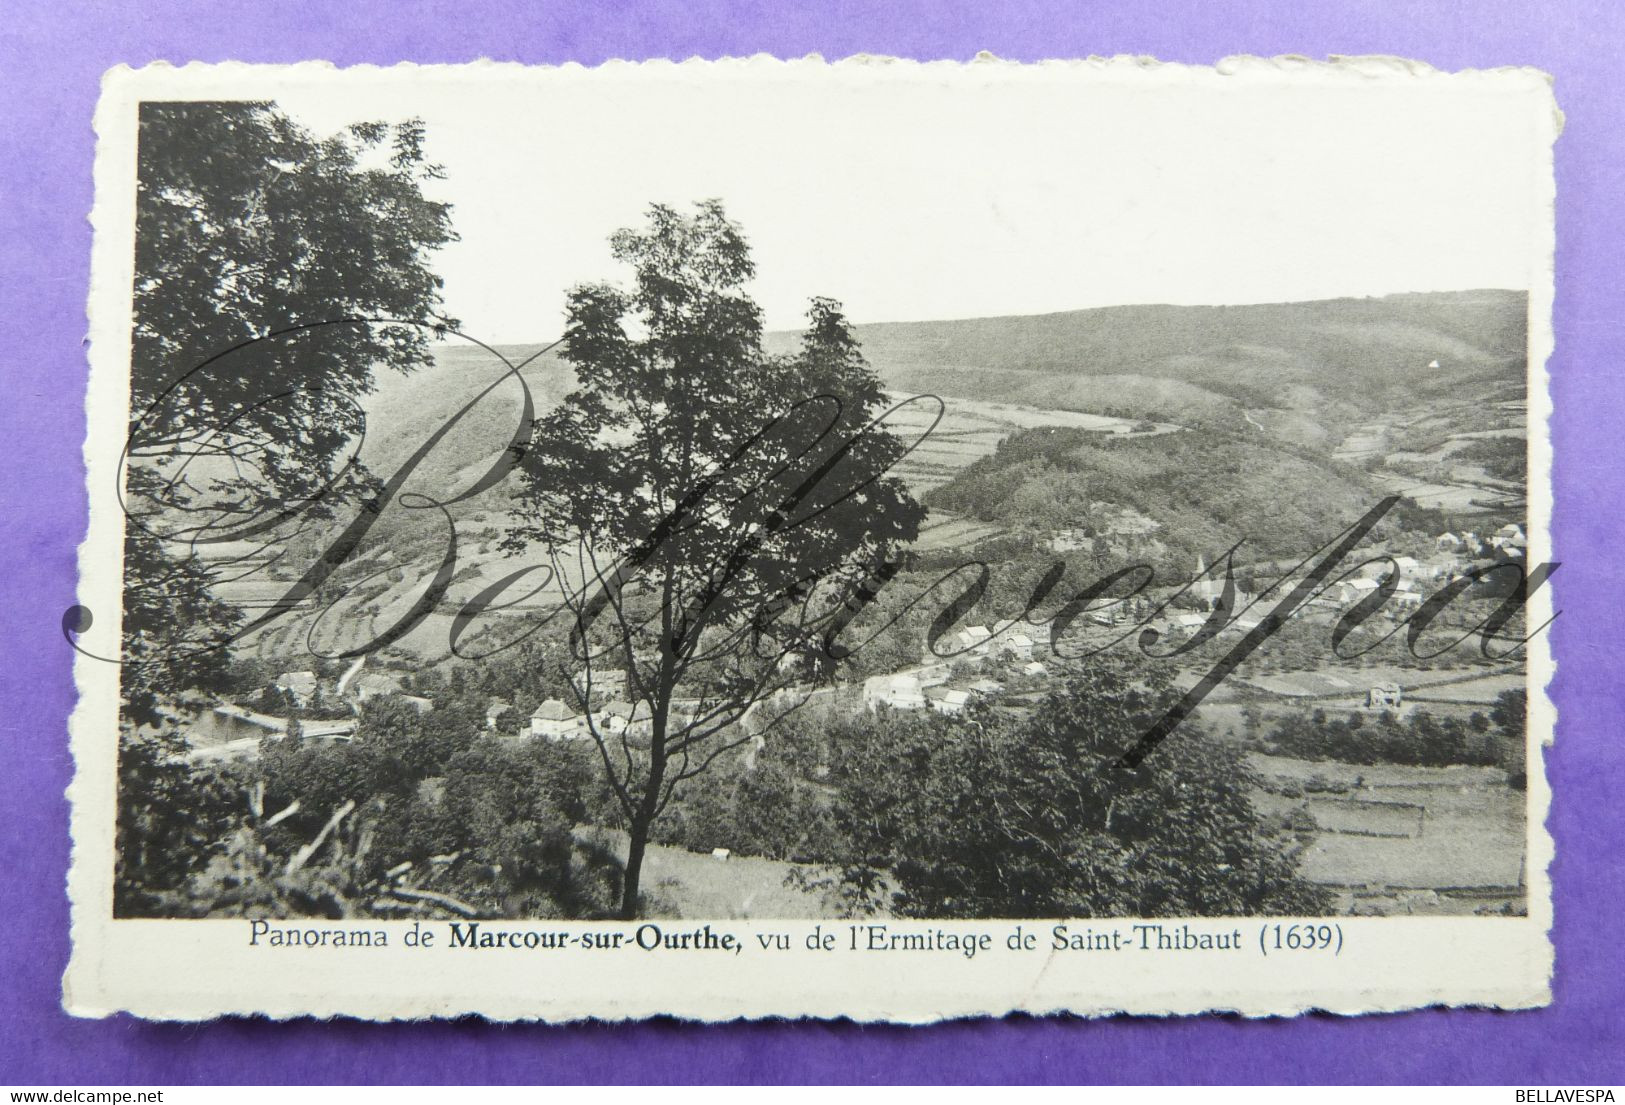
(261, 60), (1550, 344)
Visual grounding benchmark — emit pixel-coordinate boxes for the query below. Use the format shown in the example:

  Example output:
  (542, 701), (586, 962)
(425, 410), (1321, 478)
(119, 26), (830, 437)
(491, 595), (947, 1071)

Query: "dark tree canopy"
(823, 660), (1333, 919)
(119, 514), (244, 726)
(511, 201), (922, 637)
(119, 102), (458, 720)
(115, 103), (460, 913)
(506, 199), (926, 916)
(130, 102), (457, 508)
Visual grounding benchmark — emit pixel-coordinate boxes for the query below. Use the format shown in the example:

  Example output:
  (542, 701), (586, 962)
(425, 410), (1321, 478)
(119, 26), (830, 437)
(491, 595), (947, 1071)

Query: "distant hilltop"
(374, 289), (1527, 485)
(762, 289), (1528, 430)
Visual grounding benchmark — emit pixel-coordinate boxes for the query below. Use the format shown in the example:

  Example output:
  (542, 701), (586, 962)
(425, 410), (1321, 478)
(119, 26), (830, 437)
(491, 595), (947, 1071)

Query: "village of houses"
(219, 517), (1528, 732)
(181, 508), (1532, 919)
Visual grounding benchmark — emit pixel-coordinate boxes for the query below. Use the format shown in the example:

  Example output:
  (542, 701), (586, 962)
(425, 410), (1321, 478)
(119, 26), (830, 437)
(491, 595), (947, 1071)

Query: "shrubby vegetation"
(1260, 690), (1526, 775)
(925, 425), (1435, 569)
(1452, 436), (1528, 483)
(114, 731), (245, 916)
(650, 751), (841, 864)
(240, 683), (355, 721)
(118, 695), (622, 919)
(806, 661), (1333, 919)
(119, 653), (1342, 921)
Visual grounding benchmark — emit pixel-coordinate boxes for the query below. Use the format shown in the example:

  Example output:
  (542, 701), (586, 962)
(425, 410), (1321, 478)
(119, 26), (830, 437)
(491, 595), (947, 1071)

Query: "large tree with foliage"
(1490, 687), (1529, 787)
(506, 200), (925, 917)
(821, 659), (1332, 918)
(113, 101), (457, 912)
(119, 101), (457, 721)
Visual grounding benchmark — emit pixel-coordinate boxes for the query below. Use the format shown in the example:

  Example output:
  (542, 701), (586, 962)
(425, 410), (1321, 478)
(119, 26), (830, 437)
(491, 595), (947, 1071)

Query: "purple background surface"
(3, 0), (1622, 1085)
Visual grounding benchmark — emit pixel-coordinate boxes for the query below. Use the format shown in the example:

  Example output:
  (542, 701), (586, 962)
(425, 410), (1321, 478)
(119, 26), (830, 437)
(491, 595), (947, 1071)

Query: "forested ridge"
(925, 425), (1419, 564)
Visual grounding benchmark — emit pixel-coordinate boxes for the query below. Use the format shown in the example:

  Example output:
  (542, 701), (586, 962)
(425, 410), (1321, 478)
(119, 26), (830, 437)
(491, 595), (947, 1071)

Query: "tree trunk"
(620, 816), (650, 920)
(619, 662), (673, 921)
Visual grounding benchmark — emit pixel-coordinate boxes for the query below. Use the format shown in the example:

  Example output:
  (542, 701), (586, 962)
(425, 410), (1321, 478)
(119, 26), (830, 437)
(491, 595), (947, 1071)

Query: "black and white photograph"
(66, 58), (1557, 1019)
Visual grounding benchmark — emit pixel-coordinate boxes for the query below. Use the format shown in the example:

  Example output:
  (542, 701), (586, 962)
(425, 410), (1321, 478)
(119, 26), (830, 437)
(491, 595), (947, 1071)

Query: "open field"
(1234, 664), (1429, 700)
(878, 390), (1173, 493)
(224, 521), (592, 662)
(1333, 423), (1388, 464)
(578, 828), (844, 920)
(913, 512), (1014, 551)
(1234, 664), (1521, 704)
(1407, 671), (1526, 705)
(1239, 669), (1370, 697)
(1249, 753), (1524, 907)
(1250, 752), (1505, 789)
(1372, 471), (1516, 512)
(1308, 796), (1424, 838)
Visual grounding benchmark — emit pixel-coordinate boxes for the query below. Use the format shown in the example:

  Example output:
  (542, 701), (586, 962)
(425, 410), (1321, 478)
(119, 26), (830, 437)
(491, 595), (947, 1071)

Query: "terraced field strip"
(1248, 752), (1524, 893)
(1308, 796), (1426, 838)
(914, 514), (1013, 550)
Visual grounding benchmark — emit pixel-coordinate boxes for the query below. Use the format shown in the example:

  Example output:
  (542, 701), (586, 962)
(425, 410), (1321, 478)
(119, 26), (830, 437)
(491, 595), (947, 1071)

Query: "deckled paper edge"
(63, 53), (1562, 1024)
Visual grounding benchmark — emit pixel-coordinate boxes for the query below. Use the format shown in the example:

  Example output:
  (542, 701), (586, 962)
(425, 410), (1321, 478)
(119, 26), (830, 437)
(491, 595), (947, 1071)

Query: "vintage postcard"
(65, 56), (1558, 1021)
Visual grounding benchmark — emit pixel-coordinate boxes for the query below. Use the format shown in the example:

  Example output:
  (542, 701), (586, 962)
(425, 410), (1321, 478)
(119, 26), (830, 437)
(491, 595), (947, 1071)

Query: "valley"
(188, 288), (1535, 917)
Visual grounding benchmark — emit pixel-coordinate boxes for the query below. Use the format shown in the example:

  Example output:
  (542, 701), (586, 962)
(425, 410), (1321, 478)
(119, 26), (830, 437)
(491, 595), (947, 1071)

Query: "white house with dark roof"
(999, 632), (1035, 661)
(1367, 682), (1403, 709)
(923, 685), (973, 715)
(1329, 578), (1380, 606)
(863, 673), (926, 711)
(951, 625), (993, 656)
(598, 699), (653, 738)
(530, 698), (588, 741)
(1491, 523), (1527, 550)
